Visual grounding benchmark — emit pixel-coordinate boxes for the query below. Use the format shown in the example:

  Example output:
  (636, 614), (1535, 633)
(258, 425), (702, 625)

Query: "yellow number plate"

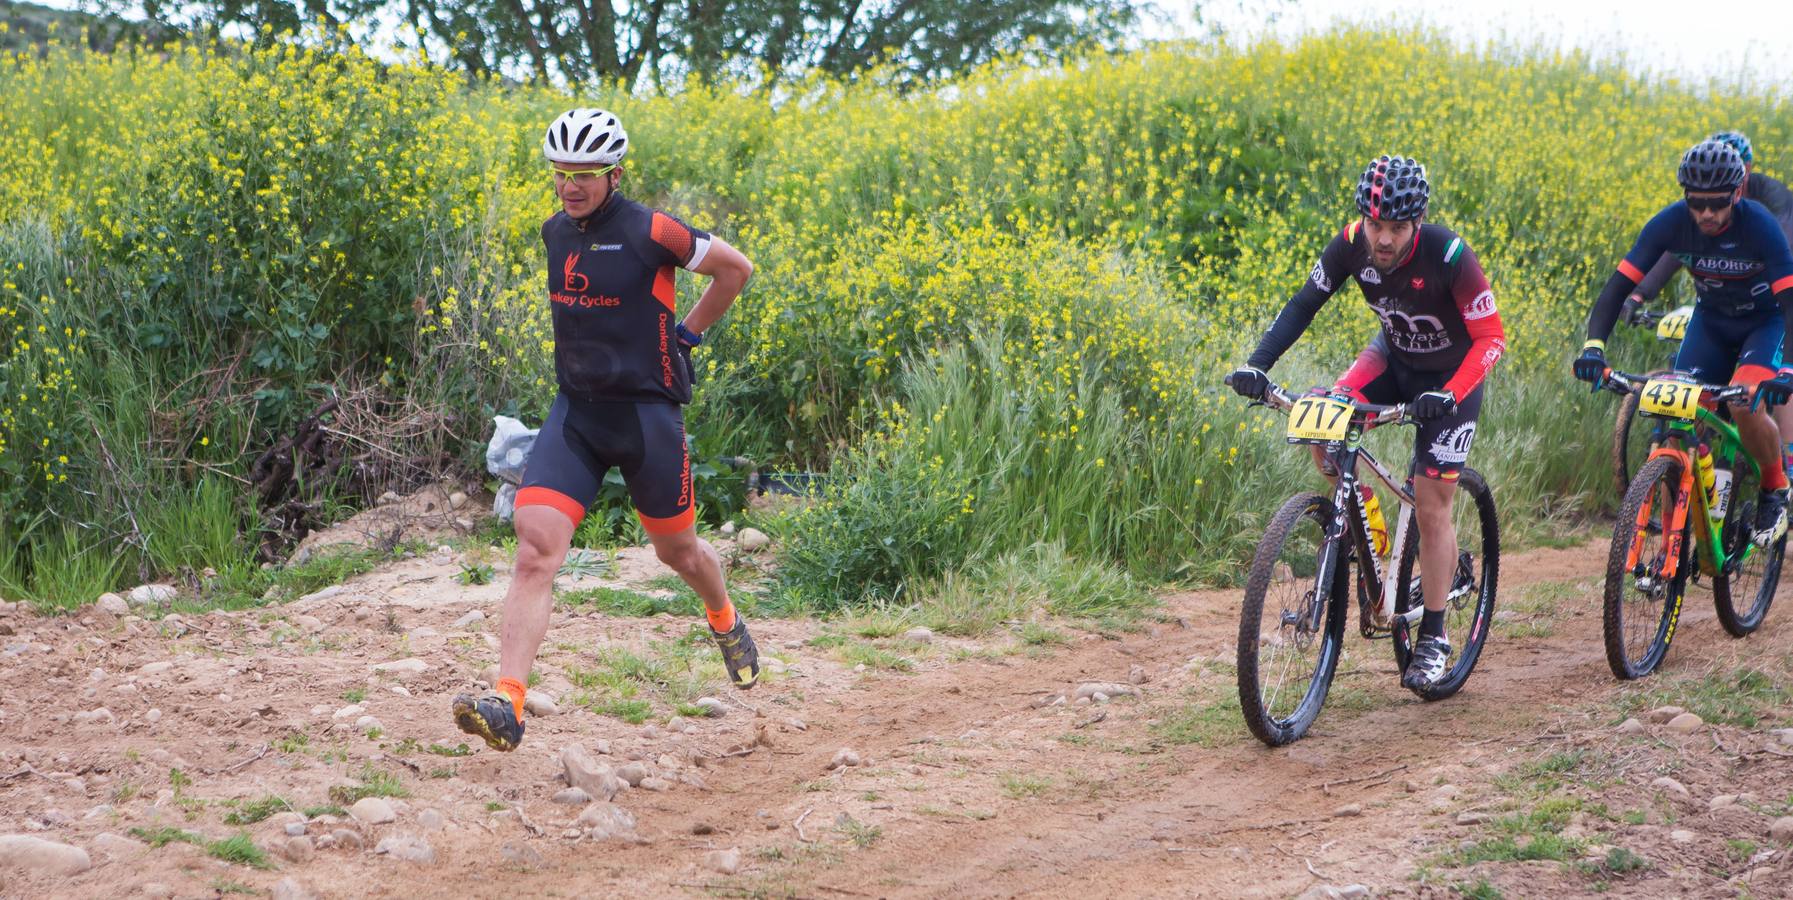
(1638, 379), (1699, 420)
(1286, 396), (1353, 442)
(1657, 305), (1693, 341)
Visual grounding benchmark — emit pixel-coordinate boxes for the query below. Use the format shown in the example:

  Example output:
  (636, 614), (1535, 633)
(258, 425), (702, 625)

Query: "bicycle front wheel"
(1611, 386), (1656, 498)
(1604, 454), (1691, 678)
(1392, 467), (1500, 701)
(1713, 464), (1786, 636)
(1237, 492), (1349, 747)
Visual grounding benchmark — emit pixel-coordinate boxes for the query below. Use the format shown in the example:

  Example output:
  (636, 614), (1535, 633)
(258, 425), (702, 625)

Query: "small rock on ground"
(272, 879), (318, 900)
(576, 803), (638, 841)
(828, 748), (863, 770)
(694, 697), (727, 717)
(1648, 705), (1686, 724)
(349, 797), (397, 825)
(1651, 776), (1690, 798)
(738, 528), (770, 551)
(1617, 717), (1646, 735)
(1669, 829), (1696, 843)
(1771, 816), (1793, 843)
(1664, 712), (1705, 734)
(524, 694), (559, 717)
(374, 833), (436, 864)
(552, 788), (592, 805)
(704, 847), (742, 875)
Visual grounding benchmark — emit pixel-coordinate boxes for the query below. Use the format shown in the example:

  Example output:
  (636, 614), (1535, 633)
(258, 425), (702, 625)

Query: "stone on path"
(1647, 705), (1686, 724)
(0, 834), (92, 876)
(372, 658), (429, 675)
(349, 797), (396, 825)
(272, 878), (318, 900)
(576, 803), (638, 842)
(704, 847), (741, 875)
(1617, 717), (1646, 735)
(374, 833), (435, 864)
(560, 746), (623, 801)
(828, 748), (863, 770)
(1651, 776), (1690, 798)
(1664, 712), (1704, 734)
(738, 528), (770, 551)
(1771, 817), (1793, 843)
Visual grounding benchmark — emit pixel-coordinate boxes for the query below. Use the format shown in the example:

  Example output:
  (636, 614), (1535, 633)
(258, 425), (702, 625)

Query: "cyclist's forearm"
(1629, 252), (1680, 305)
(1444, 312), (1505, 399)
(1246, 287), (1328, 370)
(1586, 270), (1638, 343)
(1334, 341), (1387, 400)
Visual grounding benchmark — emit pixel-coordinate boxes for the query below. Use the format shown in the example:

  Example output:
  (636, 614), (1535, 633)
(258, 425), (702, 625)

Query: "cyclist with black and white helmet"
(1229, 155), (1507, 694)
(453, 108), (758, 752)
(1576, 139), (1793, 547)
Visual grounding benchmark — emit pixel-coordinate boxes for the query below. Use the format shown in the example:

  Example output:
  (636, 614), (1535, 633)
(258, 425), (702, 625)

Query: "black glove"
(1620, 295), (1644, 326)
(675, 321), (703, 348)
(1226, 365), (1269, 400)
(1411, 389), (1457, 420)
(1572, 342), (1607, 386)
(1757, 368), (1793, 410)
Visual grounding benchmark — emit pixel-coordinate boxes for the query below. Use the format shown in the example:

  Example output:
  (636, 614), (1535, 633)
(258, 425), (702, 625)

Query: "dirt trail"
(4, 534), (1792, 899)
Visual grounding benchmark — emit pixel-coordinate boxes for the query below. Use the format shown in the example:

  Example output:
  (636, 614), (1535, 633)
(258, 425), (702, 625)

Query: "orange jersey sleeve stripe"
(1774, 274), (1793, 293)
(638, 506), (696, 535)
(650, 212), (694, 261)
(516, 486), (586, 525)
(1617, 259), (1647, 282)
(653, 266), (676, 311)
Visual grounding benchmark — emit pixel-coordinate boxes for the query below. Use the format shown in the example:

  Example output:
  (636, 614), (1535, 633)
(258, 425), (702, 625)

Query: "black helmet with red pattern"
(1355, 155), (1429, 221)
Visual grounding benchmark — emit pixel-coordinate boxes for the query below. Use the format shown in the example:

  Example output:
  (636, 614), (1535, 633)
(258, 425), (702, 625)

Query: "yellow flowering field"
(2, 22), (1789, 601)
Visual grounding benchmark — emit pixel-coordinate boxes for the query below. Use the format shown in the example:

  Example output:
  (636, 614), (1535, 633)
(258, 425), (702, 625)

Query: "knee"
(653, 539), (701, 574)
(513, 532), (565, 579)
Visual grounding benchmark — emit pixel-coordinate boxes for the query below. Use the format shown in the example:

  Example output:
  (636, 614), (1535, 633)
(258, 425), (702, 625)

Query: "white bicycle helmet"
(543, 108), (628, 165)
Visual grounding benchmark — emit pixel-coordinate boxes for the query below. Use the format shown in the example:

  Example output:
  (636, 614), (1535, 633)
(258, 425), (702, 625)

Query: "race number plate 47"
(1657, 306), (1693, 341)
(1638, 379), (1699, 420)
(1286, 396), (1353, 442)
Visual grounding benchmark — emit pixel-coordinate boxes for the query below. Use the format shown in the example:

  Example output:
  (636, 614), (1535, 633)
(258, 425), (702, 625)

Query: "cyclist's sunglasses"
(1684, 192), (1735, 212)
(550, 164), (619, 185)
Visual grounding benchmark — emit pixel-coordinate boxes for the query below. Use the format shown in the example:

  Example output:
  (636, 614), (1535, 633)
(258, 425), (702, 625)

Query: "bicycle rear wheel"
(1237, 492), (1349, 747)
(1603, 455), (1691, 678)
(1392, 467), (1500, 700)
(1713, 463), (1786, 636)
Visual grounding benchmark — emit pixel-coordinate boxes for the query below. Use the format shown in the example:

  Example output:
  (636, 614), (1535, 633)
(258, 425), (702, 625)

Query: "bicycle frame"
(1611, 370), (1762, 582)
(1630, 408), (1761, 580)
(1258, 387), (1420, 633)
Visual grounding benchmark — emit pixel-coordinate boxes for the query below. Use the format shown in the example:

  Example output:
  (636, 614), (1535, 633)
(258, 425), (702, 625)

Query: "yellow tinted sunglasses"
(549, 164), (618, 185)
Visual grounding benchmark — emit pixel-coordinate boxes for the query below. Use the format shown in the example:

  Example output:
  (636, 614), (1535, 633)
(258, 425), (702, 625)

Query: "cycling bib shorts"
(516, 394), (694, 534)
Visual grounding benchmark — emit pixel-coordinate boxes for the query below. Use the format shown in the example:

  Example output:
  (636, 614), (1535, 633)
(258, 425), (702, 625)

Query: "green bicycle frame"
(1642, 406), (1763, 575)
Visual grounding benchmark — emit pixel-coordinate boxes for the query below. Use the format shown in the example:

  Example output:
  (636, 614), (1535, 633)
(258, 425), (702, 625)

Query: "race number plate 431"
(1286, 396), (1353, 442)
(1638, 379), (1699, 420)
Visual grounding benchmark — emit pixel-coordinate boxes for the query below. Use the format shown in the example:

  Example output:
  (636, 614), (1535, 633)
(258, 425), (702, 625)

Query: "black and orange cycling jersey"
(542, 193), (712, 403)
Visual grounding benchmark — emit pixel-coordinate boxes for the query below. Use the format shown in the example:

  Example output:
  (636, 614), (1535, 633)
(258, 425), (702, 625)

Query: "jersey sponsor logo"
(1410, 277), (1425, 290)
(563, 252), (590, 293)
(1369, 298), (1453, 353)
(1720, 241), (1739, 249)
(1463, 290), (1498, 321)
(1309, 260), (1332, 293)
(1691, 256), (1765, 275)
(658, 313), (676, 388)
(1359, 267), (1382, 285)
(1429, 422), (1477, 466)
(550, 251), (621, 308)
(589, 243), (623, 251)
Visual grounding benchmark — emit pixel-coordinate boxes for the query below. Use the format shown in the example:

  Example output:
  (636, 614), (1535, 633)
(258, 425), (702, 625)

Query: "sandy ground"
(3, 524), (1793, 899)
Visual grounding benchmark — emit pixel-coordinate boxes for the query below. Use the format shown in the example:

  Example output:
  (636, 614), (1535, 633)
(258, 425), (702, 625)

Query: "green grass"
(1434, 796), (1588, 869)
(565, 630), (729, 722)
(340, 688), (366, 703)
(560, 585), (694, 618)
(302, 805), (347, 818)
(1455, 879), (1504, 900)
(221, 795), (291, 826)
(838, 642), (915, 672)
(998, 773), (1053, 800)
(836, 815), (882, 849)
(327, 764), (410, 805)
(1495, 579), (1582, 640)
(129, 826), (203, 848)
(1150, 689), (1244, 748)
(1619, 665), (1791, 728)
(206, 833), (272, 869)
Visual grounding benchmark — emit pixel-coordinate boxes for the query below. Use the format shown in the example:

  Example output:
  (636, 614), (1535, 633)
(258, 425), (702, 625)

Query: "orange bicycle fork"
(1625, 445), (1701, 577)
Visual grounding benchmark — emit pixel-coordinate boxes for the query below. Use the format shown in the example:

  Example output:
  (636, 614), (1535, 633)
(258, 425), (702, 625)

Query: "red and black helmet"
(1355, 155), (1429, 222)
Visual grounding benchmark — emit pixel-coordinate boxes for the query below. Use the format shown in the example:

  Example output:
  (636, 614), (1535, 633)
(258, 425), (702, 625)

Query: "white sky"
(21, 0), (1793, 89)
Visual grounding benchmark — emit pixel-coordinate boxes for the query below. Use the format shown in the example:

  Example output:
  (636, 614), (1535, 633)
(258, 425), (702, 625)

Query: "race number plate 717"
(1286, 396), (1353, 443)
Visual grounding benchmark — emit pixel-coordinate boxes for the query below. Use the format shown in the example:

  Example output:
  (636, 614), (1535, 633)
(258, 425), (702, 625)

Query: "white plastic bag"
(486, 415), (537, 523)
(485, 415), (537, 485)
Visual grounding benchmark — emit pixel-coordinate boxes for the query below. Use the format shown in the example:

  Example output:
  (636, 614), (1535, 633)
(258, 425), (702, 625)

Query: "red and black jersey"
(541, 193), (712, 403)
(1249, 221), (1505, 400)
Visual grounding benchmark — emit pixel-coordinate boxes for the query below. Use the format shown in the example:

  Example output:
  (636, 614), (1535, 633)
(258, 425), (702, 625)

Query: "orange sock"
(706, 601), (737, 633)
(1766, 465), (1789, 492)
(496, 676), (527, 721)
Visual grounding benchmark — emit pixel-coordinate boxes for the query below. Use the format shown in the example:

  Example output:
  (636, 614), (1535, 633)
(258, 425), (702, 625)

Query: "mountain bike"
(1228, 379), (1500, 746)
(1596, 369), (1787, 679)
(1611, 304), (1692, 494)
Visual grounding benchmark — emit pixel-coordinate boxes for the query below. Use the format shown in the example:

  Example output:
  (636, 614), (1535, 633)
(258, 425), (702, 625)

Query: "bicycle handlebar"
(1600, 368), (1754, 406)
(1223, 373), (1413, 427)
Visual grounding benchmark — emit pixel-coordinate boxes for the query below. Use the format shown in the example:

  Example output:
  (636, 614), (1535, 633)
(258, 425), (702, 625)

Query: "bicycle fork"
(1626, 446), (1696, 580)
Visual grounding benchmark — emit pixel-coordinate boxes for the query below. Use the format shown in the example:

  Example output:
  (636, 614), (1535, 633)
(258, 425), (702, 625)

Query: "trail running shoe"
(1753, 488), (1789, 548)
(452, 691), (525, 752)
(710, 616), (761, 689)
(1401, 635), (1452, 694)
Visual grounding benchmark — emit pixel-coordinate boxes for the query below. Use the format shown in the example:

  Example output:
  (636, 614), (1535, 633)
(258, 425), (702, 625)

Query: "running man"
(1574, 138), (1793, 545)
(1229, 155), (1507, 694)
(453, 109), (759, 751)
